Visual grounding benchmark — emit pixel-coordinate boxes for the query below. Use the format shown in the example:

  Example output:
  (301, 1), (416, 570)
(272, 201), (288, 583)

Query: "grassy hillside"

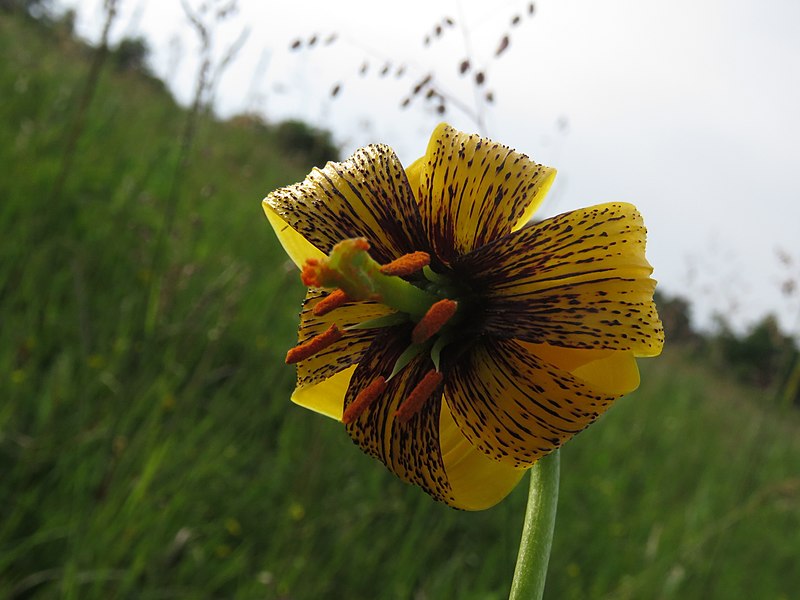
(1, 10), (799, 599)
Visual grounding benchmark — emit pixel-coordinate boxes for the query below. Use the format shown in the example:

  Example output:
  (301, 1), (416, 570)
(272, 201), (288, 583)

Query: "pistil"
(300, 238), (439, 318)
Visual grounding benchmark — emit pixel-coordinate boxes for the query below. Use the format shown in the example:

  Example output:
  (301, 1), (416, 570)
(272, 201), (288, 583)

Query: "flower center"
(289, 238), (471, 423)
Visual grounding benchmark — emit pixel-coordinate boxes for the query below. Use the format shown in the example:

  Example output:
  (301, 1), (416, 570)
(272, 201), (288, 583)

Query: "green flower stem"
(509, 449), (561, 600)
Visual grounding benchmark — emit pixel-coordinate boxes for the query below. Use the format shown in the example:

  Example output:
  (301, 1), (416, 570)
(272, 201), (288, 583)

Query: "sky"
(60, 0), (800, 334)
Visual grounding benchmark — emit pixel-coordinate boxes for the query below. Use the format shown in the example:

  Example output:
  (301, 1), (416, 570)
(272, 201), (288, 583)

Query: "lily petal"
(416, 123), (556, 263)
(445, 338), (619, 468)
(263, 201), (326, 268)
(292, 365), (354, 420)
(264, 144), (429, 265)
(459, 202), (664, 356)
(521, 343), (640, 396)
(293, 289), (393, 404)
(344, 328), (457, 506)
(404, 155), (424, 192)
(439, 400), (526, 510)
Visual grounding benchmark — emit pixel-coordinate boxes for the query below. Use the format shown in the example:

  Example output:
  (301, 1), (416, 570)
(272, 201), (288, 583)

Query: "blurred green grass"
(1, 11), (799, 600)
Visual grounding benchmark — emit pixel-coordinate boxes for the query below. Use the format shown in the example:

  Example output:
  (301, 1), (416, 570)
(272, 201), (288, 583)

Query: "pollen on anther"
(313, 289), (350, 316)
(395, 369), (443, 424)
(411, 299), (458, 344)
(285, 324), (343, 364)
(380, 251), (431, 277)
(342, 376), (387, 424)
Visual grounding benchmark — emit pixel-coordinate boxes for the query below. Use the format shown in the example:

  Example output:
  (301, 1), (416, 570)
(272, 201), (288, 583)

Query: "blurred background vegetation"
(1, 2), (799, 599)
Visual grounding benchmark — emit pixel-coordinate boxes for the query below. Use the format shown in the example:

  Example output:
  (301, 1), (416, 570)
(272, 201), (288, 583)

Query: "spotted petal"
(291, 289), (393, 419)
(263, 144), (429, 266)
(445, 338), (620, 468)
(415, 123), (556, 263)
(263, 202), (326, 268)
(458, 202), (664, 356)
(292, 367), (354, 422)
(344, 328), (458, 506)
(522, 343), (641, 396)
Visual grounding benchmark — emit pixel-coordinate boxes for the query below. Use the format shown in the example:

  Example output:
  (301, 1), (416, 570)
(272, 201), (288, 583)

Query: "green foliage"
(655, 291), (799, 403)
(1, 11), (799, 600)
(654, 290), (697, 346)
(549, 350), (800, 600)
(112, 36), (150, 73)
(713, 314), (798, 390)
(273, 119), (340, 168)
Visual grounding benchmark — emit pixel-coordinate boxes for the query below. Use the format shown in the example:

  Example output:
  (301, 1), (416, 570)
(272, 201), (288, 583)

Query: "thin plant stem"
(509, 449), (560, 600)
(50, 0), (118, 206)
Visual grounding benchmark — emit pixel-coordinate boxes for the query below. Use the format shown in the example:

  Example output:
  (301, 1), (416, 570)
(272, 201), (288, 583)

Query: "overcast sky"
(62, 0), (800, 333)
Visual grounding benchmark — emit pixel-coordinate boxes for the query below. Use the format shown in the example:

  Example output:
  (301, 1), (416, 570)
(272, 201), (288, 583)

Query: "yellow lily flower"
(263, 123), (664, 511)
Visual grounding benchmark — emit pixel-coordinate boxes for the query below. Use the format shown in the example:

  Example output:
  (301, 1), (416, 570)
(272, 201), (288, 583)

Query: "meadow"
(1, 10), (798, 599)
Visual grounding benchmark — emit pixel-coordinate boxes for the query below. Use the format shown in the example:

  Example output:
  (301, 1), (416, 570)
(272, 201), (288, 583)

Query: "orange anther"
(342, 376), (387, 424)
(395, 370), (443, 424)
(313, 289), (350, 316)
(411, 299), (458, 344)
(285, 324), (343, 364)
(380, 251), (431, 277)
